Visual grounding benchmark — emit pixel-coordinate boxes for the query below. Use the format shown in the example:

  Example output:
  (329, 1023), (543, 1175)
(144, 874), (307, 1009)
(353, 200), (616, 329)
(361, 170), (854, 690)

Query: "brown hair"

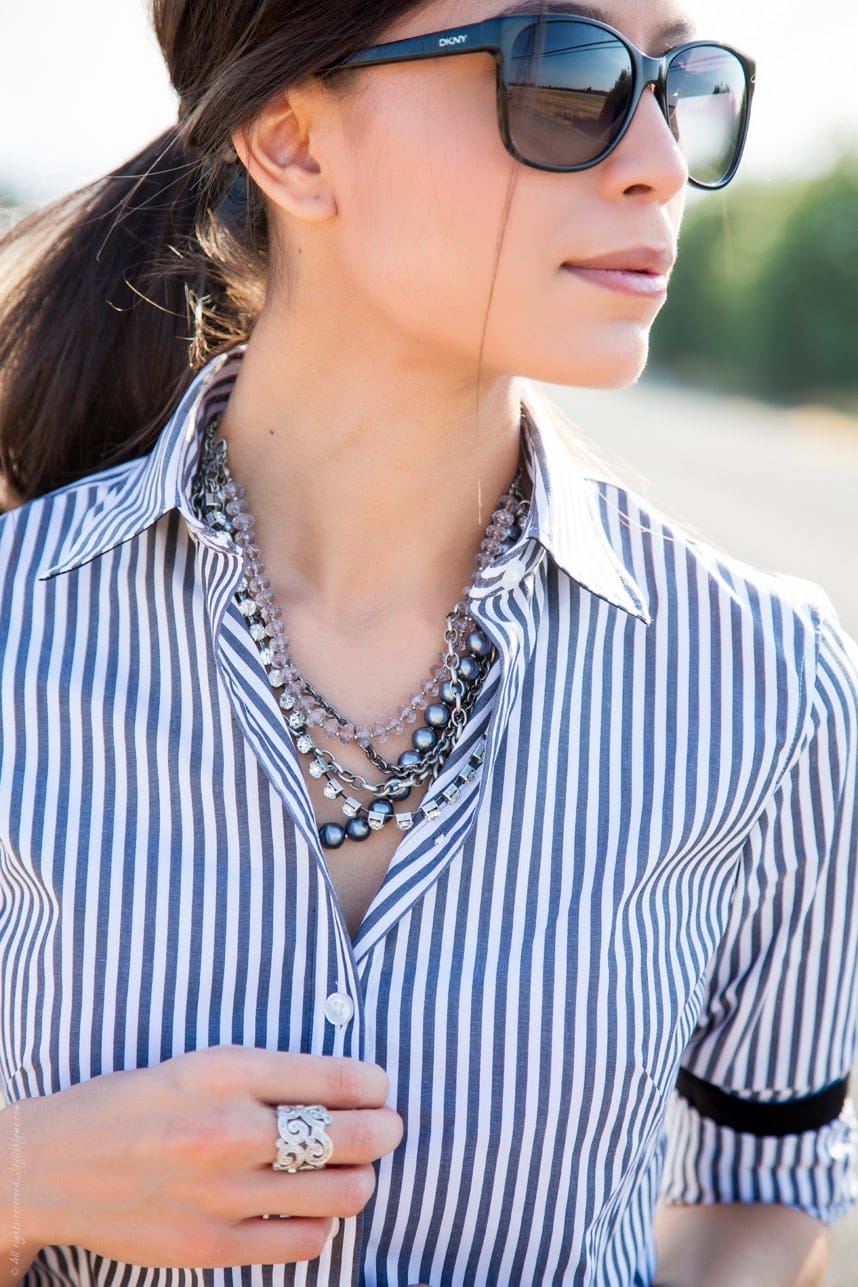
(0, 0), (437, 504)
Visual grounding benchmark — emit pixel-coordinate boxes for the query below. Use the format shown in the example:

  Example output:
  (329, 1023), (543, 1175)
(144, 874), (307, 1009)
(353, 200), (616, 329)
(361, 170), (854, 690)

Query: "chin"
(528, 336), (651, 390)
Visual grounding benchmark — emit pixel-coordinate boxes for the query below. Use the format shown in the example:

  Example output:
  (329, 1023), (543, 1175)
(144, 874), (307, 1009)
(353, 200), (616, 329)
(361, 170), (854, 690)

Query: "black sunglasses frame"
(322, 13), (756, 190)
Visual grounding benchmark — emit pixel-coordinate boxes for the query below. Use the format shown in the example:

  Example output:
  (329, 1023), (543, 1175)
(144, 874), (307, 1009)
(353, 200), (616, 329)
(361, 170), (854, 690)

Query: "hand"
(11, 1046), (402, 1269)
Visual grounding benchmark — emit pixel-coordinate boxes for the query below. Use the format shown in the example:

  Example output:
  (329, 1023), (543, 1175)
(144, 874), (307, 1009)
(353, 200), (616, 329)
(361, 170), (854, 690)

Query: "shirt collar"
(39, 347), (245, 580)
(39, 348), (650, 623)
(517, 380), (650, 622)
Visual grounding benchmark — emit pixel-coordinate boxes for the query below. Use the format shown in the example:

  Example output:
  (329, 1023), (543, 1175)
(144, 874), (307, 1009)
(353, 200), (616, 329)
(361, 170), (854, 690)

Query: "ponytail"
(0, 0), (465, 508)
(0, 127), (266, 504)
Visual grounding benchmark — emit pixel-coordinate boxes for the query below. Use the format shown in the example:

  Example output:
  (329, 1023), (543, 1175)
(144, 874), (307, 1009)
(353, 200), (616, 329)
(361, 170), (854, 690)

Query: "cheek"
(331, 76), (521, 342)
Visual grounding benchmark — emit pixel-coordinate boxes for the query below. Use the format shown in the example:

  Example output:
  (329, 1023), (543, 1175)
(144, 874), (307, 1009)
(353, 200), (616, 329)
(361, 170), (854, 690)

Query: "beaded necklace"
(192, 415), (530, 849)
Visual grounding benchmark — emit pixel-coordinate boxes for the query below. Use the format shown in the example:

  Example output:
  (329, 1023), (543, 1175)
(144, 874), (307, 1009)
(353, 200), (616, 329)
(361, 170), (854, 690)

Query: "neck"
(217, 308), (525, 622)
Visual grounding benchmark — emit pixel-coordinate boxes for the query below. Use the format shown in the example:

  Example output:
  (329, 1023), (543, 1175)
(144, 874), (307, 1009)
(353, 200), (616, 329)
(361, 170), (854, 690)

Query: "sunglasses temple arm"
(331, 21), (501, 70)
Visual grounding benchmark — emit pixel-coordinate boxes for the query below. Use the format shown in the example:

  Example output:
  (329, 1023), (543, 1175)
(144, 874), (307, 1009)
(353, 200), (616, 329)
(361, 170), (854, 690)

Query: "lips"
(563, 246), (676, 275)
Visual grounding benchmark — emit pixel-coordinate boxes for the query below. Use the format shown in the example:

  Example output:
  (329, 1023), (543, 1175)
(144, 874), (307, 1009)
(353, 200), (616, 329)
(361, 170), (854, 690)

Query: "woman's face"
(281, 0), (697, 389)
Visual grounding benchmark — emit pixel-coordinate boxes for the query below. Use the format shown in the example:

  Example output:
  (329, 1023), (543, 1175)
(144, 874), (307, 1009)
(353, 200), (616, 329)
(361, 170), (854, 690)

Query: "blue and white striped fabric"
(1, 348), (857, 1285)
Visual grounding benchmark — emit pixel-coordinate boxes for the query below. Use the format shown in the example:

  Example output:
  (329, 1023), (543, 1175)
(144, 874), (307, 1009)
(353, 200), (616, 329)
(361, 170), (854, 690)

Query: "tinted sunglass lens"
(506, 22), (634, 168)
(667, 47), (748, 186)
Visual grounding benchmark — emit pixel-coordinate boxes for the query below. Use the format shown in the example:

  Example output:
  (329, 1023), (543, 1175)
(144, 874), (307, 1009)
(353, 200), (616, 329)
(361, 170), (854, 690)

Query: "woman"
(1, 0), (856, 1283)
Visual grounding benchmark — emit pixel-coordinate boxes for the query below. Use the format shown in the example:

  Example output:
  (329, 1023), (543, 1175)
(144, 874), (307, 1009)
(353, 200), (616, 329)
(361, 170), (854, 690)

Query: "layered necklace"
(192, 415), (530, 850)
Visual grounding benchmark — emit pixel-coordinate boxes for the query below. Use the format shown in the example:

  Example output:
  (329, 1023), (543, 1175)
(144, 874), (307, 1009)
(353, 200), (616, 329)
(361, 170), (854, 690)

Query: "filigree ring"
(273, 1104), (334, 1172)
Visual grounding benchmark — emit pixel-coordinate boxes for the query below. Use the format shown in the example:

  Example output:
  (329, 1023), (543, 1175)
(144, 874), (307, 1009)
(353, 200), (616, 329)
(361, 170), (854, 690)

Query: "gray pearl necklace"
(192, 416), (530, 849)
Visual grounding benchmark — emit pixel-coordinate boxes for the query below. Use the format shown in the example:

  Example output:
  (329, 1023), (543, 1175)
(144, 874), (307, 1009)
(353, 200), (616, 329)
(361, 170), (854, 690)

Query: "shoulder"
(0, 461), (138, 541)
(585, 474), (858, 760)
(0, 460), (142, 595)
(589, 472), (841, 637)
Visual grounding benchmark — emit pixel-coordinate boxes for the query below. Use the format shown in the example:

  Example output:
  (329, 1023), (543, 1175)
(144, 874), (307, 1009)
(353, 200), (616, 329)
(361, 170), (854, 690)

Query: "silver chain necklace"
(192, 415), (530, 849)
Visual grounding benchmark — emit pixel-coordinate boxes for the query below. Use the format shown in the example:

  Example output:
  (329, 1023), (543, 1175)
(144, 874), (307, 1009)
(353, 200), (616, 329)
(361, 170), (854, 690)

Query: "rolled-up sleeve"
(661, 606), (858, 1223)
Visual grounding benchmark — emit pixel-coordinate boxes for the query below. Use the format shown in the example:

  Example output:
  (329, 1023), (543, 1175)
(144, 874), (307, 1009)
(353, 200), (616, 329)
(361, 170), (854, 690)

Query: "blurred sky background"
(2, 0), (858, 203)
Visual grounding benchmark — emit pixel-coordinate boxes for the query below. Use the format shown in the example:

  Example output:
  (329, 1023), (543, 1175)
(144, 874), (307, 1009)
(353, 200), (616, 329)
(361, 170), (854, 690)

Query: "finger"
(170, 1046), (391, 1110)
(253, 1053), (390, 1110)
(249, 1105), (403, 1169)
(230, 1163), (378, 1220)
(186, 1216), (335, 1268)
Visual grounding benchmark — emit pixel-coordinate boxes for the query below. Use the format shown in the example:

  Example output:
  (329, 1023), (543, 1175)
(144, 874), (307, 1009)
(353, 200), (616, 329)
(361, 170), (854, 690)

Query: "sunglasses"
(322, 12), (756, 190)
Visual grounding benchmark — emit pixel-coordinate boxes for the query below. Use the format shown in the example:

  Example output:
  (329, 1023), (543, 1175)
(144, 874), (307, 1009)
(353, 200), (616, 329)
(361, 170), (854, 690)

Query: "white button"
(324, 992), (355, 1026)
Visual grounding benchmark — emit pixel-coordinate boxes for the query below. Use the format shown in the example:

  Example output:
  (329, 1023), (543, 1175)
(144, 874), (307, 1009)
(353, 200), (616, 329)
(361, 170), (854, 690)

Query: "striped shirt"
(2, 348), (858, 1286)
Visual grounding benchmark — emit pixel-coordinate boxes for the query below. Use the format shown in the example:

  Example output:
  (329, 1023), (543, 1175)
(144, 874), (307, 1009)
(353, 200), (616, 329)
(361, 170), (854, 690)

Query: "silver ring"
(273, 1104), (334, 1172)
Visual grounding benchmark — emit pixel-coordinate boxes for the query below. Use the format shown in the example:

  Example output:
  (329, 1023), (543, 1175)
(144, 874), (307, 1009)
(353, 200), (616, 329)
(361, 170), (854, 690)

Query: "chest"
(1, 546), (775, 1089)
(298, 726), (438, 937)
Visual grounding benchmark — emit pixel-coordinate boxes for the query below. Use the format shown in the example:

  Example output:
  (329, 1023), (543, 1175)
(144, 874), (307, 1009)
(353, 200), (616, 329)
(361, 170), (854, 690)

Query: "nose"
(600, 85), (688, 201)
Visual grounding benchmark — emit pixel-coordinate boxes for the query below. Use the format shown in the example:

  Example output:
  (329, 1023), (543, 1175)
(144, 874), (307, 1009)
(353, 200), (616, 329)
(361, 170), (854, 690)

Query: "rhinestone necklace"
(192, 415), (530, 849)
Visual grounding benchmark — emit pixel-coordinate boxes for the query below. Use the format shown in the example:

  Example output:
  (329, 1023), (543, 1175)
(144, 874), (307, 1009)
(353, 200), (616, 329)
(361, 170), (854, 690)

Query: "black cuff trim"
(676, 1068), (849, 1138)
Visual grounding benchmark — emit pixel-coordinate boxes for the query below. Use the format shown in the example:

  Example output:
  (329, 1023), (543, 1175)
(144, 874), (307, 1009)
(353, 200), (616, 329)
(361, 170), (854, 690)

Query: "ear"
(232, 86), (337, 223)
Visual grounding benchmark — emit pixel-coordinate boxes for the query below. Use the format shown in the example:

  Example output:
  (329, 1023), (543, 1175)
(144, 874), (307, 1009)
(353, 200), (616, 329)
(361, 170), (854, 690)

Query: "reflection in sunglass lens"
(667, 47), (748, 186)
(504, 21), (748, 185)
(507, 22), (634, 167)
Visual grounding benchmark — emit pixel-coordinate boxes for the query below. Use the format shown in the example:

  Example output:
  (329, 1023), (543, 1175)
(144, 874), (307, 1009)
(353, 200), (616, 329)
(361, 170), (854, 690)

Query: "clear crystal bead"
(309, 760), (325, 779)
(250, 623), (267, 642)
(269, 669), (285, 687)
(279, 692), (295, 711)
